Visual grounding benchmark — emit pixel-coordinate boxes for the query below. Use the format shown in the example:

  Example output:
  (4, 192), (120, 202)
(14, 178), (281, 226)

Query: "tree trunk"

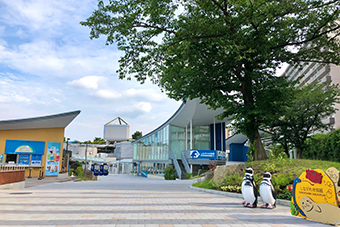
(253, 129), (267, 160)
(296, 148), (303, 159)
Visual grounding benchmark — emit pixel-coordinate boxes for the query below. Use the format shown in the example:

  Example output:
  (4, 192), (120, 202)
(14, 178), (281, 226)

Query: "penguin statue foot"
(247, 203), (256, 208)
(266, 204), (275, 209)
(242, 200), (246, 205)
(244, 203), (249, 207)
(261, 203), (275, 209)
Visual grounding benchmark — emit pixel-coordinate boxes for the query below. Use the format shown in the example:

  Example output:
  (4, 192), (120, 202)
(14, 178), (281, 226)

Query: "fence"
(0, 165), (26, 172)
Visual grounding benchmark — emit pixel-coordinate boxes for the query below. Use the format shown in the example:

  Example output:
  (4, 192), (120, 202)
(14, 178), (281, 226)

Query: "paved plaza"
(0, 174), (329, 227)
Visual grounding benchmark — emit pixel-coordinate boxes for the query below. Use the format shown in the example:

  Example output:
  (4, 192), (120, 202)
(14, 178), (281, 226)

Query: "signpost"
(190, 150), (217, 159)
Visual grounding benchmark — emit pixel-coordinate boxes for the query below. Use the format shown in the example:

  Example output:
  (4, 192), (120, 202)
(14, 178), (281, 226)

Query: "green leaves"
(264, 81), (340, 158)
(82, 0), (340, 160)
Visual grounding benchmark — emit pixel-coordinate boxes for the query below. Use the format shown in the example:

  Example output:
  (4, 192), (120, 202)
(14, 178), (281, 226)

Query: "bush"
(164, 165), (176, 180)
(185, 173), (192, 179)
(74, 166), (84, 178)
(277, 187), (292, 200)
(221, 173), (243, 186)
(303, 129), (340, 162)
(221, 185), (241, 193)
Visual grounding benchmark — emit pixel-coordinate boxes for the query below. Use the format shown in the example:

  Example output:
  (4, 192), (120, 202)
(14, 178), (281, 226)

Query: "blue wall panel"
(229, 143), (248, 162)
(210, 122), (226, 151)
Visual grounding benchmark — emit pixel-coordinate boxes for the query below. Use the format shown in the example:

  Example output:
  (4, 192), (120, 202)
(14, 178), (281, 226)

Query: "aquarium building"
(132, 99), (232, 178)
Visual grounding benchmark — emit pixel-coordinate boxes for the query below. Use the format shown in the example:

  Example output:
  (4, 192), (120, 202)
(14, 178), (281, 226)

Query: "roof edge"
(132, 102), (185, 143)
(0, 110), (81, 125)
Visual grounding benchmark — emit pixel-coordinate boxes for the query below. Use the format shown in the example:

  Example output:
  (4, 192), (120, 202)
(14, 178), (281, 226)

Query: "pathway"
(0, 174), (328, 227)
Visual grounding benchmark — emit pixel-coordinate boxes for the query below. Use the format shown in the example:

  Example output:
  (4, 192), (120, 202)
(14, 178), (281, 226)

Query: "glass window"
(5, 154), (17, 164)
(133, 125), (170, 160)
(170, 132), (177, 140)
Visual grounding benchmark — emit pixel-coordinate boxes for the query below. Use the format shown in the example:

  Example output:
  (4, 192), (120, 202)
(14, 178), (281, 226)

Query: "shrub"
(277, 187), (292, 200)
(303, 129), (340, 162)
(185, 173), (192, 179)
(164, 165), (176, 180)
(221, 185), (241, 193)
(222, 173), (243, 186)
(74, 166), (84, 178)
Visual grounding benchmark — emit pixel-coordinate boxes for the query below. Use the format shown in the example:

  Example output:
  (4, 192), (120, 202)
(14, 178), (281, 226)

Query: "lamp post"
(66, 138), (70, 174)
(84, 141), (88, 177)
(66, 138), (70, 152)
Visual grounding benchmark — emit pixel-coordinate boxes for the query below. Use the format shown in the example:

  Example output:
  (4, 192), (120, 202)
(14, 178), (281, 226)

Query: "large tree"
(81, 0), (340, 160)
(263, 82), (340, 159)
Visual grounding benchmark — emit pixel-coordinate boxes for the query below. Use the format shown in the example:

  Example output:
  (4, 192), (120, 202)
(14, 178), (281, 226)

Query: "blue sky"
(0, 0), (181, 141)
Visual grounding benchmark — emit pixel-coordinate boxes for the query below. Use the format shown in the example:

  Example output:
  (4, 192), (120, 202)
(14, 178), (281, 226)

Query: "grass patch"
(192, 158), (340, 200)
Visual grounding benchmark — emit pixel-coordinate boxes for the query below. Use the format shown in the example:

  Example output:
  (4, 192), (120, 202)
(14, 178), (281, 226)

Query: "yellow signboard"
(291, 168), (340, 225)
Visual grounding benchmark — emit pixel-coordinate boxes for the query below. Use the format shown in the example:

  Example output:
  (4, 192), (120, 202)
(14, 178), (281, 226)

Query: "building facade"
(283, 63), (340, 129)
(132, 99), (229, 178)
(0, 111), (80, 177)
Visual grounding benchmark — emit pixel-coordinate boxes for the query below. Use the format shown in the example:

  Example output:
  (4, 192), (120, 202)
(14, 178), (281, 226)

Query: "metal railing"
(169, 150), (181, 179)
(181, 151), (191, 173)
(0, 164), (26, 172)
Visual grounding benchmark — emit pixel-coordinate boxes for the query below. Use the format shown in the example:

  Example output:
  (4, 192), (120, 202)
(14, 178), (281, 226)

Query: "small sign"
(190, 150), (217, 159)
(141, 170), (148, 178)
(31, 155), (42, 165)
(0, 154), (3, 164)
(18, 154), (30, 165)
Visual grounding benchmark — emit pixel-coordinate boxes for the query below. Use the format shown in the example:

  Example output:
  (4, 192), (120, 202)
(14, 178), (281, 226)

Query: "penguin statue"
(259, 171), (277, 209)
(241, 167), (258, 208)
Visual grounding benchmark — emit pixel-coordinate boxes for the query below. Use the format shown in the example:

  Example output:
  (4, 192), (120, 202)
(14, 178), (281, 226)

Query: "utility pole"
(84, 141), (88, 177)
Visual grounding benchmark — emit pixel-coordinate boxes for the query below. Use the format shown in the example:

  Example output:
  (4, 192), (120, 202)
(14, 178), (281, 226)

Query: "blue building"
(132, 99), (231, 179)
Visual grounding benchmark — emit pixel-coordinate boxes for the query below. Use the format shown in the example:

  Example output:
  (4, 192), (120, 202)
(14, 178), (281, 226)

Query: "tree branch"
(134, 22), (176, 34)
(271, 24), (340, 50)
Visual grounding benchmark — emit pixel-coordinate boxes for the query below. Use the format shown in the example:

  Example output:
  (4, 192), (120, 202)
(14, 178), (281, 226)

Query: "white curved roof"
(170, 99), (227, 127)
(134, 99), (231, 142)
(0, 110), (81, 130)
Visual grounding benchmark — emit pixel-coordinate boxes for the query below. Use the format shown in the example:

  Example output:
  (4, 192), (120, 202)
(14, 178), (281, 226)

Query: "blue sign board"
(5, 140), (45, 155)
(190, 150), (217, 159)
(31, 155), (42, 165)
(18, 154), (30, 165)
(141, 170), (148, 178)
(0, 154), (3, 164)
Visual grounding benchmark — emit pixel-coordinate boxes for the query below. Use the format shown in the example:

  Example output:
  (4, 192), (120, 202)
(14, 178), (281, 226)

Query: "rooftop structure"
(103, 117), (130, 142)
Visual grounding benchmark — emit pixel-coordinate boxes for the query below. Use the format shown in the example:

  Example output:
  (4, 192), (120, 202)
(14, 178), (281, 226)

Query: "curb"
(189, 186), (291, 207)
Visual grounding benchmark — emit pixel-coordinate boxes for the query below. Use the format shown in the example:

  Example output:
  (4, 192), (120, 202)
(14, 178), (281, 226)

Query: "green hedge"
(303, 128), (340, 162)
(164, 165), (176, 180)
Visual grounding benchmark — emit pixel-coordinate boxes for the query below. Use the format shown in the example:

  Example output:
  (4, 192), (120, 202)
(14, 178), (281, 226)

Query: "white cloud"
(126, 88), (166, 102)
(0, 0), (183, 141)
(67, 76), (107, 90)
(0, 92), (30, 103)
(135, 102), (152, 113)
(94, 90), (122, 100)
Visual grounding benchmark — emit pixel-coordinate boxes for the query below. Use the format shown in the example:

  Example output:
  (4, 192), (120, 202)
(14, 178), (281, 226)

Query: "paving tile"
(0, 175), (330, 227)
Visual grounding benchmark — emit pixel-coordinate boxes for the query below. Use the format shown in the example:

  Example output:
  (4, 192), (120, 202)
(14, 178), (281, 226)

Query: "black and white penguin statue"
(259, 171), (277, 209)
(241, 167), (258, 208)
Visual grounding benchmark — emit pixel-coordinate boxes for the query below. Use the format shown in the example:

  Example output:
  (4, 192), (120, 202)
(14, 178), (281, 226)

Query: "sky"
(0, 1), (289, 142)
(0, 0), (182, 141)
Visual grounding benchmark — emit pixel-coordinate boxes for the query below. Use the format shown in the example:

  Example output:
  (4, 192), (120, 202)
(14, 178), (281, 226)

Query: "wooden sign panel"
(291, 168), (340, 225)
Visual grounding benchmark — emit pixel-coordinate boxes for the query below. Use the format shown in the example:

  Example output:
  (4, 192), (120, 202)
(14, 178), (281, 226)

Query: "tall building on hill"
(283, 63), (340, 129)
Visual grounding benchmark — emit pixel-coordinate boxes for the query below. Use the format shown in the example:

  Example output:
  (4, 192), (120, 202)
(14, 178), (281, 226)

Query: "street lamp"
(66, 138), (70, 152)
(84, 141), (88, 177)
(65, 138), (70, 174)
